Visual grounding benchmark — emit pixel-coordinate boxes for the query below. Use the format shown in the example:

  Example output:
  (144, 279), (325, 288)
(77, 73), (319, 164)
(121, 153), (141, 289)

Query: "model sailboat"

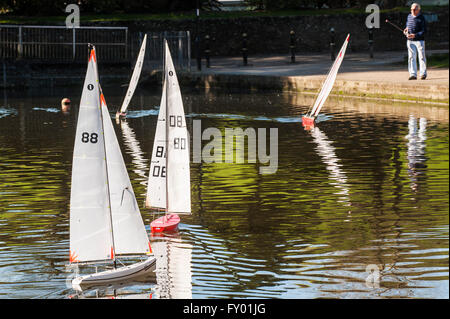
(145, 40), (191, 233)
(69, 45), (155, 291)
(116, 34), (147, 119)
(302, 34), (350, 129)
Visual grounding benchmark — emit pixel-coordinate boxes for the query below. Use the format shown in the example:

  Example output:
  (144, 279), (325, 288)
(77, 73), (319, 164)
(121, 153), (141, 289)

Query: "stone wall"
(91, 7), (448, 57)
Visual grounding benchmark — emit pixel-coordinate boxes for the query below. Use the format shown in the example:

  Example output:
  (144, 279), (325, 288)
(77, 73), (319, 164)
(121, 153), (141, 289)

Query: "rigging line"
(120, 187), (137, 210)
(117, 258), (126, 267)
(97, 76), (117, 268)
(120, 187), (127, 206)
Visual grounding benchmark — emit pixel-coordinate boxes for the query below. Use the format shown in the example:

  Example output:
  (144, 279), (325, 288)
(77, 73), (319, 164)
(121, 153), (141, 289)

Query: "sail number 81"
(81, 132), (98, 143)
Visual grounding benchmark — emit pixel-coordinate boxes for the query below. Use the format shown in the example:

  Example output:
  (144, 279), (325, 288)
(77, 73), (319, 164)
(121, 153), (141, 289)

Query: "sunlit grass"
(427, 53), (449, 68)
(395, 53), (449, 69)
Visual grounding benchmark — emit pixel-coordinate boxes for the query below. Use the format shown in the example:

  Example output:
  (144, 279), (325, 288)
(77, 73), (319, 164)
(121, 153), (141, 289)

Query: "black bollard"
(204, 34), (211, 68)
(330, 27), (336, 61)
(242, 33), (248, 66)
(195, 36), (201, 71)
(290, 30), (296, 63)
(368, 26), (374, 59)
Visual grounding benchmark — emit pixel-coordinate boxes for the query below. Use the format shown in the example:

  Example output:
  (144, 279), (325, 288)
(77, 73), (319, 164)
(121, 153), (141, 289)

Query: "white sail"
(310, 34), (350, 118)
(70, 48), (114, 263)
(70, 47), (151, 264)
(165, 41), (191, 214)
(118, 34), (147, 115)
(145, 80), (167, 209)
(99, 90), (151, 256)
(145, 40), (191, 214)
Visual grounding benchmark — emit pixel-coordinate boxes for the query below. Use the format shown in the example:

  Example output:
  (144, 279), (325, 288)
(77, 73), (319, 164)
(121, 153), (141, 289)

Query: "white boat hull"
(72, 257), (156, 291)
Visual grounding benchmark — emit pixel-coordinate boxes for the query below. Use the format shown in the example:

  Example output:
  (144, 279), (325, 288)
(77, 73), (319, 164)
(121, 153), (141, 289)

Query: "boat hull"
(72, 257), (156, 291)
(150, 213), (180, 232)
(302, 116), (315, 130)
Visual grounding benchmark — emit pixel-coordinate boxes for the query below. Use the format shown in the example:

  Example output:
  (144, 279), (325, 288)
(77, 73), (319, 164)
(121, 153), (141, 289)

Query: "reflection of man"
(403, 3), (427, 80)
(406, 115), (427, 192)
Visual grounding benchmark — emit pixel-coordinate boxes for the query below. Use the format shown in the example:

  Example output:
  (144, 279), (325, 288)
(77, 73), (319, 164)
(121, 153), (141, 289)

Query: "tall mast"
(92, 45), (117, 268)
(164, 39), (169, 217)
(100, 91), (117, 268)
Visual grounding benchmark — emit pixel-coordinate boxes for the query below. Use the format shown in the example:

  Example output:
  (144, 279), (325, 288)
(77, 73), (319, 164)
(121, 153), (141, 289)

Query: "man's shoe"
(409, 76), (417, 80)
(420, 75), (427, 80)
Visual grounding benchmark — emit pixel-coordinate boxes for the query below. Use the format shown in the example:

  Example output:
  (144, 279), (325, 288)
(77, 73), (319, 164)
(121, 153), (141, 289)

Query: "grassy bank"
(396, 52), (449, 69)
(427, 53), (449, 68)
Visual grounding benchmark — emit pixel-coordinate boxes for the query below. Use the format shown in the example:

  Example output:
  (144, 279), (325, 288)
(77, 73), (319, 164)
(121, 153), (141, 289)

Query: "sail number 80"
(174, 137), (186, 150)
(81, 132), (98, 144)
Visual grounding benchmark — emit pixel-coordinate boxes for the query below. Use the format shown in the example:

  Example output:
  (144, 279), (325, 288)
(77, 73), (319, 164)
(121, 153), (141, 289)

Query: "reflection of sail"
(405, 115), (427, 191)
(310, 126), (351, 207)
(119, 119), (149, 187)
(152, 233), (192, 299)
(0, 107), (17, 119)
(69, 287), (155, 299)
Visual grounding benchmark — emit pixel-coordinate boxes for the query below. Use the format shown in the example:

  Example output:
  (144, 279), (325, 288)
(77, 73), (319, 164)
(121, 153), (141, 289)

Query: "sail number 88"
(81, 132), (98, 143)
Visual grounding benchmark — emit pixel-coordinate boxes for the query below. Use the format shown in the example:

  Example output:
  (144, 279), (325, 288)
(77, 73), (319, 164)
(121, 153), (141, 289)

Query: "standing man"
(404, 3), (427, 80)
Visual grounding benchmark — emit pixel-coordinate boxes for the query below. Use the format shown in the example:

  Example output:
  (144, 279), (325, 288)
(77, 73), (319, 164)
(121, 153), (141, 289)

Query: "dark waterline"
(0, 85), (448, 299)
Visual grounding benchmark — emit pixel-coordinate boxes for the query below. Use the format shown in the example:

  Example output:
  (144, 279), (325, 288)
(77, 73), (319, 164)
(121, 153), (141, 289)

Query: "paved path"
(186, 50), (449, 103)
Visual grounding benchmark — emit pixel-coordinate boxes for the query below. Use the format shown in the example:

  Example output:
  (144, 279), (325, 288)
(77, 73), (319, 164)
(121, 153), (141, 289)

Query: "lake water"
(0, 85), (448, 299)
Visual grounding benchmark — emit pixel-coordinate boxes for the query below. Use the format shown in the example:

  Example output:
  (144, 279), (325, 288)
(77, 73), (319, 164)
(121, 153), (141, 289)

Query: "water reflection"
(118, 119), (149, 186)
(0, 88), (448, 299)
(32, 107), (60, 113)
(0, 107), (17, 119)
(405, 115), (428, 192)
(308, 126), (351, 209)
(188, 112), (303, 124)
(151, 231), (193, 299)
(71, 291), (154, 299)
(123, 109), (159, 118)
(68, 278), (156, 299)
(122, 107), (305, 124)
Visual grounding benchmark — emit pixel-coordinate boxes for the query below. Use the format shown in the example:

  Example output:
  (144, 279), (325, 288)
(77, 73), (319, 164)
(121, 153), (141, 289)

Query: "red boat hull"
(301, 116), (315, 130)
(150, 213), (180, 233)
